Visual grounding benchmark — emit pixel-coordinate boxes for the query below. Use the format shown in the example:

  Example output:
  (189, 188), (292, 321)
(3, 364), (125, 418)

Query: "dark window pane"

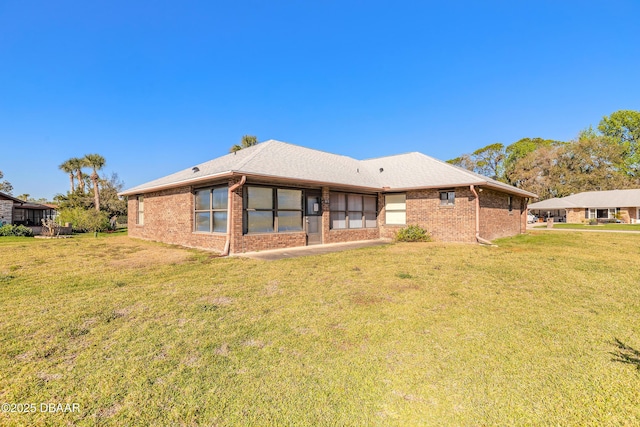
(212, 187), (228, 210)
(248, 211), (274, 233)
(278, 211), (302, 232)
(195, 212), (211, 232)
(213, 212), (227, 233)
(277, 189), (302, 210)
(348, 212), (363, 228)
(331, 212), (346, 229)
(330, 193), (346, 211)
(348, 194), (363, 211)
(195, 190), (210, 210)
(365, 212), (377, 228)
(364, 196), (376, 212)
(248, 187), (273, 209)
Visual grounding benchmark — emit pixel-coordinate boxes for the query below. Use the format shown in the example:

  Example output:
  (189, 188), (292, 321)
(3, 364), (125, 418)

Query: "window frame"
(439, 190), (455, 206)
(330, 192), (378, 230)
(137, 195), (144, 225)
(194, 186), (228, 233)
(243, 185), (304, 234)
(384, 193), (406, 226)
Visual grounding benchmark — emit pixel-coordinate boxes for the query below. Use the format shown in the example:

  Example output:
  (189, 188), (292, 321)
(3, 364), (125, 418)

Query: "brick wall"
(0, 200), (12, 225)
(478, 188), (526, 240)
(379, 187), (477, 243)
(128, 181), (527, 253)
(127, 185), (227, 252)
(566, 208), (584, 223)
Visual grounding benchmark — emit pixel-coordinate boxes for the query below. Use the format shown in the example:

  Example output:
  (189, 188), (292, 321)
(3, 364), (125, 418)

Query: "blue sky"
(1, 1), (638, 200)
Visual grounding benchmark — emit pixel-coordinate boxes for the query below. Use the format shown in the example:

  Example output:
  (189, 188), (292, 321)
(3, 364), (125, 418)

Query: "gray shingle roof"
(120, 140), (536, 197)
(529, 189), (640, 209)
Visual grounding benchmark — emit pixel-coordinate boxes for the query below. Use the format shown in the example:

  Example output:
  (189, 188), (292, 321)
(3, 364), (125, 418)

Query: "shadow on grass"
(610, 338), (640, 370)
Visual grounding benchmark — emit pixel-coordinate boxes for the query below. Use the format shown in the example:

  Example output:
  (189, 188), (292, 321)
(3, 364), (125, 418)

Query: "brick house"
(529, 189), (640, 224)
(120, 140), (535, 254)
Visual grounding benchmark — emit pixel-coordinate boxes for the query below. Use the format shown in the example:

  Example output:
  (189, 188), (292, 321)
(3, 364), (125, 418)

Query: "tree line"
(447, 110), (640, 200)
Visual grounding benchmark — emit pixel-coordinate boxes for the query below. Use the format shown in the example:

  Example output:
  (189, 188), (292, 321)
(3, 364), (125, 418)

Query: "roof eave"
(118, 171), (234, 196)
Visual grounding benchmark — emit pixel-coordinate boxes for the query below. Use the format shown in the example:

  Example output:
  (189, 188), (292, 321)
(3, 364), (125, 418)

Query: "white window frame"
(137, 196), (144, 225)
(385, 194), (406, 225)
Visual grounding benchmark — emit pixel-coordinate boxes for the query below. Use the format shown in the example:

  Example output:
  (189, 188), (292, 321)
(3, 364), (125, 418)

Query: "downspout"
(222, 175), (246, 256)
(470, 185), (494, 246)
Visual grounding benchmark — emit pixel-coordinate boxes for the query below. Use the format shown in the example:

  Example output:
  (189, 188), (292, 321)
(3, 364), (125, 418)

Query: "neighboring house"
(529, 189), (640, 224)
(120, 140), (536, 254)
(0, 192), (57, 226)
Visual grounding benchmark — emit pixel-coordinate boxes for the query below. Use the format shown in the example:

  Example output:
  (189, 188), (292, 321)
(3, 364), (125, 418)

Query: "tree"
(552, 130), (633, 196)
(17, 194), (30, 201)
(471, 143), (505, 179)
(230, 135), (258, 153)
(84, 153), (106, 211)
(446, 143), (505, 180)
(503, 137), (565, 186)
(504, 144), (561, 199)
(598, 110), (640, 176)
(0, 170), (13, 194)
(67, 157), (88, 193)
(58, 159), (76, 193)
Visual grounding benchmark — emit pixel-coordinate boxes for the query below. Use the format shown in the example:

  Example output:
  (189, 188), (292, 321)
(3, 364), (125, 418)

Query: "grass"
(534, 222), (640, 231)
(1, 231), (640, 426)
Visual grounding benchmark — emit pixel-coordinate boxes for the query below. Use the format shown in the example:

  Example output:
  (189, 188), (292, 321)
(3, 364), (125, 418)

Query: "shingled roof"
(120, 140), (536, 197)
(529, 189), (640, 209)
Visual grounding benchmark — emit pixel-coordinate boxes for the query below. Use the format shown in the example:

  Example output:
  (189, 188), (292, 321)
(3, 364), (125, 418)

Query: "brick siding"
(478, 188), (527, 240)
(128, 181), (528, 253)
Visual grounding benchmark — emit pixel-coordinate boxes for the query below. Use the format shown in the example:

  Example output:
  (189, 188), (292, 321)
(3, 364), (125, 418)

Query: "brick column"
(321, 186), (330, 244)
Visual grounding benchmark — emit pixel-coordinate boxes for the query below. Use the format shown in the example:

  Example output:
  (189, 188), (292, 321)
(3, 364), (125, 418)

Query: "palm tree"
(84, 154), (106, 211)
(68, 157), (88, 193)
(230, 135), (258, 153)
(58, 159), (76, 193)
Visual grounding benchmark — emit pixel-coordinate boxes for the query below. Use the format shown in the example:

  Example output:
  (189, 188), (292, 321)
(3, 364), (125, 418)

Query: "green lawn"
(534, 222), (640, 231)
(1, 231), (640, 426)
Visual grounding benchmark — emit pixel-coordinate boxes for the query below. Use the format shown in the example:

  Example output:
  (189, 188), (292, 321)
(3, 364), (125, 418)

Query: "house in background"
(120, 140), (536, 254)
(0, 191), (57, 226)
(528, 189), (640, 224)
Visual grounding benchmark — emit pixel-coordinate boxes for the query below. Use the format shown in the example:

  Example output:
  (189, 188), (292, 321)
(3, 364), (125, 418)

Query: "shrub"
(57, 207), (110, 233)
(395, 225), (431, 242)
(0, 224), (34, 237)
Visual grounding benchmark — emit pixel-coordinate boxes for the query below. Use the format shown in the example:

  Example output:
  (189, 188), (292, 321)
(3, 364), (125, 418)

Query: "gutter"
(470, 185), (494, 246)
(222, 175), (246, 256)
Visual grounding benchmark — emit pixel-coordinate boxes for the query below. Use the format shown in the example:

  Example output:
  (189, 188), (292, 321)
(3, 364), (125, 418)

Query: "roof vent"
(379, 168), (384, 173)
(192, 167), (200, 173)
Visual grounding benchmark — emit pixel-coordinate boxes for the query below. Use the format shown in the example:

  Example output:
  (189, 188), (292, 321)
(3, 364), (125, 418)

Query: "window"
(587, 208), (618, 219)
(330, 193), (377, 229)
(440, 190), (455, 206)
(385, 194), (406, 225)
(508, 196), (513, 212)
(194, 187), (228, 233)
(137, 196), (144, 225)
(244, 186), (303, 233)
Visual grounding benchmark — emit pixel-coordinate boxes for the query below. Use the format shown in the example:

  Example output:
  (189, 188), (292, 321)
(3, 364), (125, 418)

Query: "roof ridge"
(232, 140), (272, 171)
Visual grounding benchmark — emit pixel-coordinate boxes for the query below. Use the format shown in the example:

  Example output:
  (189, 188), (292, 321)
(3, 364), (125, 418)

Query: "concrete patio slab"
(233, 239), (392, 261)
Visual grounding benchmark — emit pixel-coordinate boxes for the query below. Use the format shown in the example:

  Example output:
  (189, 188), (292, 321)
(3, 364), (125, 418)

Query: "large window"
(137, 196), (144, 225)
(385, 194), (406, 225)
(440, 190), (455, 206)
(244, 186), (303, 233)
(194, 187), (228, 233)
(330, 193), (377, 229)
(586, 208), (618, 220)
